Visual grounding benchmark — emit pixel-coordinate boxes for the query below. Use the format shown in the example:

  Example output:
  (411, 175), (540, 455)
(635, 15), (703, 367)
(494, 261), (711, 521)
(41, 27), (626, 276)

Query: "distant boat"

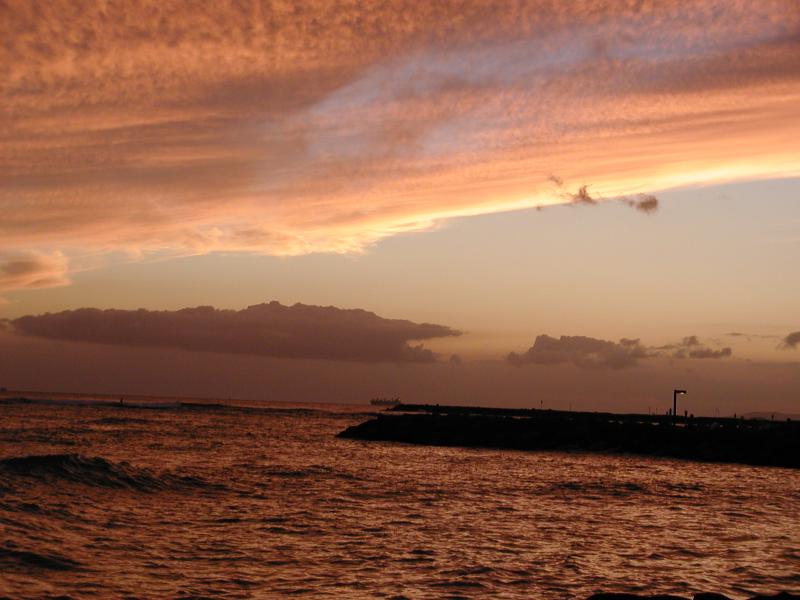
(370, 397), (401, 407)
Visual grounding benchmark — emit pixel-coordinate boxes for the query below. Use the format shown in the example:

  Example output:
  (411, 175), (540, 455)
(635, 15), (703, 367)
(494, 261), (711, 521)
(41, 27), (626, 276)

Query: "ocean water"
(1, 397), (798, 599)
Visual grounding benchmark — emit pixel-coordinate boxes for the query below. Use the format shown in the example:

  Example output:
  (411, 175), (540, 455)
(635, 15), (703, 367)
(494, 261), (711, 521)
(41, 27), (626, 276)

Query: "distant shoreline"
(0, 394), (374, 417)
(338, 404), (800, 469)
(0, 389), (368, 412)
(0, 388), (268, 407)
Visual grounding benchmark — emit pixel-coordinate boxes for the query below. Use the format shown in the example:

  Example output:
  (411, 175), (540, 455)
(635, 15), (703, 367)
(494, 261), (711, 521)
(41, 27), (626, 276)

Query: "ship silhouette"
(370, 397), (401, 407)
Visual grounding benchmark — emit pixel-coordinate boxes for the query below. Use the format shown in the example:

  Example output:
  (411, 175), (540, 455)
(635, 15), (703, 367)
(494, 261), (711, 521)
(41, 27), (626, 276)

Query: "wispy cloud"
(549, 177), (660, 213)
(657, 335), (733, 359)
(725, 332), (780, 341)
(2, 0), (799, 289)
(0, 252), (70, 293)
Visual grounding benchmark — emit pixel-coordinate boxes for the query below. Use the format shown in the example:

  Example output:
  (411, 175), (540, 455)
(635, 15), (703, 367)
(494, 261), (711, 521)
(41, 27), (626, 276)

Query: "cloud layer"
(508, 334), (733, 368)
(2, 1), (799, 290)
(9, 302), (461, 363)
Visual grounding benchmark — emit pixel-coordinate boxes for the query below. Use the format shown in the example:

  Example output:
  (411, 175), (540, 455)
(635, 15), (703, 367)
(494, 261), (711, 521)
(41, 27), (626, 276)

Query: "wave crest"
(0, 546), (82, 572)
(0, 454), (209, 492)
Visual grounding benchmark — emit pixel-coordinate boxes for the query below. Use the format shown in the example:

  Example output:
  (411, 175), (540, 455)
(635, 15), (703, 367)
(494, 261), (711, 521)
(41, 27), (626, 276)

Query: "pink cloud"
(0, 252), (70, 293)
(1, 1), (799, 282)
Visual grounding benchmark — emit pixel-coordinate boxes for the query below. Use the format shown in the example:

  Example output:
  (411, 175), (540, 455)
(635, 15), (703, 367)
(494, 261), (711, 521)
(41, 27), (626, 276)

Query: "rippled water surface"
(1, 398), (798, 599)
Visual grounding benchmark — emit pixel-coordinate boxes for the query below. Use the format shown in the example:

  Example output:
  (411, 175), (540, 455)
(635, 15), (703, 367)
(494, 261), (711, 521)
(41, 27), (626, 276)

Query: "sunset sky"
(1, 0), (798, 414)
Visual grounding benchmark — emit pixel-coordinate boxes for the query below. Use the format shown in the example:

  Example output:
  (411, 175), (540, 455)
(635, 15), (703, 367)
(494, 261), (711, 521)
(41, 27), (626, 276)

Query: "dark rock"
(584, 593), (800, 600)
(587, 594), (688, 600)
(339, 405), (800, 468)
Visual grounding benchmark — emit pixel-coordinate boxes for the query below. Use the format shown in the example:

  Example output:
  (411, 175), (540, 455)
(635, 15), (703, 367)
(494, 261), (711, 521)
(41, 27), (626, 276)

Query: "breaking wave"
(0, 546), (83, 572)
(0, 454), (211, 492)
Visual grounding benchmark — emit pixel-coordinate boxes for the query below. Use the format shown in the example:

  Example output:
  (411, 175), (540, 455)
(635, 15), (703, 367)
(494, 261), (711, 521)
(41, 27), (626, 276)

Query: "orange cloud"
(2, 1), (799, 288)
(0, 252), (70, 294)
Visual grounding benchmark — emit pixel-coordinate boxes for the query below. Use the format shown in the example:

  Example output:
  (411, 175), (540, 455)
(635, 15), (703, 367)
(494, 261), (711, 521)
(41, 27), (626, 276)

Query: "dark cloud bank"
(508, 334), (732, 369)
(656, 335), (733, 359)
(782, 331), (800, 349)
(508, 335), (648, 369)
(9, 302), (461, 363)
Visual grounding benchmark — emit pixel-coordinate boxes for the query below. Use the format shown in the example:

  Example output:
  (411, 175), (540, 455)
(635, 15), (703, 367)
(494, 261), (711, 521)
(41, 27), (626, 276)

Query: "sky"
(1, 0), (799, 413)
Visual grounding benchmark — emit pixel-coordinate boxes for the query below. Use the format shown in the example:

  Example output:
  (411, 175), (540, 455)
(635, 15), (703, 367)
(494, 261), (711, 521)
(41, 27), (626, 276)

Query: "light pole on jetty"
(673, 389), (687, 424)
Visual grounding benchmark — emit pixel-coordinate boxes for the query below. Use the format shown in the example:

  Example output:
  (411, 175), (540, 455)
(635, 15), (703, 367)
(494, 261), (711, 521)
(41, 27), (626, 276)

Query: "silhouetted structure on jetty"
(673, 388), (687, 423)
(370, 397), (401, 407)
(338, 404), (800, 468)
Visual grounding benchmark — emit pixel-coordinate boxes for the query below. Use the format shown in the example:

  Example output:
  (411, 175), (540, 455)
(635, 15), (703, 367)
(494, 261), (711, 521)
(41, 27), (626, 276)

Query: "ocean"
(1, 396), (798, 599)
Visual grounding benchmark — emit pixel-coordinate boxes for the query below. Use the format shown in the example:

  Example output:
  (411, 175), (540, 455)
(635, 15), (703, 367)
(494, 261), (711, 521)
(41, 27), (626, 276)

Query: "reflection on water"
(1, 398), (798, 599)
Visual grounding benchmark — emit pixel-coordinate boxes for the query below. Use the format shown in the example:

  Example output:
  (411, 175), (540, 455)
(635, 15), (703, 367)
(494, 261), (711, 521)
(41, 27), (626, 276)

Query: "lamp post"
(673, 389), (687, 424)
